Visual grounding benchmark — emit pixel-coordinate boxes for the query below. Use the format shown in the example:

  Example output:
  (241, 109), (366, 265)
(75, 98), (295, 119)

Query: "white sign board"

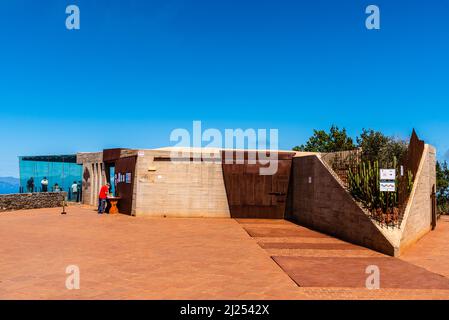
(380, 169), (396, 180)
(380, 181), (396, 192)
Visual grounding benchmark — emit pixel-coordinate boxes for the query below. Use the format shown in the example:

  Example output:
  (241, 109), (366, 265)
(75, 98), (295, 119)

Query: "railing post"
(431, 184), (437, 230)
(61, 193), (67, 215)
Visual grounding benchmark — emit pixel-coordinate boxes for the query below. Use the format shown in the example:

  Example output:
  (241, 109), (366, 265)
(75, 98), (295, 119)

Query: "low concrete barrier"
(0, 192), (66, 212)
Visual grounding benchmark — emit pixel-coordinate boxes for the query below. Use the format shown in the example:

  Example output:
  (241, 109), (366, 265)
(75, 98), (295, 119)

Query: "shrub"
(356, 129), (408, 167)
(437, 161), (449, 215)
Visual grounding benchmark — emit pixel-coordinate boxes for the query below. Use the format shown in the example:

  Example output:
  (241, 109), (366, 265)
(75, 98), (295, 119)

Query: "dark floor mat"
(273, 256), (449, 289)
(260, 242), (364, 250)
(235, 219), (288, 225)
(244, 226), (329, 238)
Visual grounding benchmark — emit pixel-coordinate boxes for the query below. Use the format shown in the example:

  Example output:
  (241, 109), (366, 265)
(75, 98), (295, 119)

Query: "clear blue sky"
(0, 0), (448, 177)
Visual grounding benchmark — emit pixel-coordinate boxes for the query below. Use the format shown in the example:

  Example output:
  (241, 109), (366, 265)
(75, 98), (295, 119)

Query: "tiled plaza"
(1, 207), (448, 299)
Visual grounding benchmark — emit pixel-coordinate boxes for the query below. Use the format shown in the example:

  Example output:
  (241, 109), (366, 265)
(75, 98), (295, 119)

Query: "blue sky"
(0, 0), (448, 177)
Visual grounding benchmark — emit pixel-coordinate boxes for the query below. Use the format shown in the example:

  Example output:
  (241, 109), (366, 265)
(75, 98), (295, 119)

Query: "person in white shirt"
(71, 181), (78, 201)
(41, 177), (49, 192)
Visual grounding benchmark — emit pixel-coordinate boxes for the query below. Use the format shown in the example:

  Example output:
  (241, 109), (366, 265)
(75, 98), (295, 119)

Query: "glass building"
(19, 155), (83, 201)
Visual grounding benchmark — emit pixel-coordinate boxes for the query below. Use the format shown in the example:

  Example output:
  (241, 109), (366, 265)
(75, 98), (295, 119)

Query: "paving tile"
(272, 256), (449, 289)
(0, 207), (301, 299)
(244, 226), (329, 238)
(1, 208), (449, 299)
(401, 216), (449, 278)
(238, 217), (449, 297)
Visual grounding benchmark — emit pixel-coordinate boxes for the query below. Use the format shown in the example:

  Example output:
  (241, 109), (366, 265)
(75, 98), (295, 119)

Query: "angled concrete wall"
(398, 145), (436, 254)
(285, 155), (396, 255)
(285, 144), (437, 257)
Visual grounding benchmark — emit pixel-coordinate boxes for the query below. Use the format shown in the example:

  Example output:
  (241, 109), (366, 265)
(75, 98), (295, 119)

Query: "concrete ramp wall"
(286, 144), (437, 257)
(285, 155), (396, 256)
(399, 145), (436, 254)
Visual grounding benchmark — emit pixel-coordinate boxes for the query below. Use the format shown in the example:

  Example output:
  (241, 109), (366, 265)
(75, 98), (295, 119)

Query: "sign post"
(380, 169), (396, 192)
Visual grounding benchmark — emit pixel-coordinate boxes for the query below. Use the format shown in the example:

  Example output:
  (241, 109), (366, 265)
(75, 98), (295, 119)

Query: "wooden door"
(114, 156), (137, 215)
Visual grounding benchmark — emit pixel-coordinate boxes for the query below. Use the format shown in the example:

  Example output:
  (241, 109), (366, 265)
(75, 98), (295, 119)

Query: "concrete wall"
(285, 155), (396, 255)
(77, 152), (106, 207)
(285, 145), (437, 257)
(0, 192), (67, 212)
(74, 146), (436, 255)
(133, 150), (230, 217)
(399, 145), (436, 254)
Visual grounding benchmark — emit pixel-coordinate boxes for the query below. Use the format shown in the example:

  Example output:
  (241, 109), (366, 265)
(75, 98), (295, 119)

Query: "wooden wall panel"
(115, 156), (137, 215)
(222, 151), (294, 219)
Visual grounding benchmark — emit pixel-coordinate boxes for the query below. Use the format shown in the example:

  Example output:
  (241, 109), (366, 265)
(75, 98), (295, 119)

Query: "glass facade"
(109, 166), (116, 196)
(19, 155), (82, 201)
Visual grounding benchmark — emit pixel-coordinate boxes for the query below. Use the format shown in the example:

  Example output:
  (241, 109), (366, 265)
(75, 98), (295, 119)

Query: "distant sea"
(0, 177), (20, 194)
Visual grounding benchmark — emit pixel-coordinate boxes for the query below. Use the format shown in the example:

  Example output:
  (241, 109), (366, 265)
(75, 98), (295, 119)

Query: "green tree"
(437, 161), (449, 192)
(436, 161), (449, 214)
(356, 129), (407, 167)
(356, 129), (389, 162)
(293, 125), (355, 152)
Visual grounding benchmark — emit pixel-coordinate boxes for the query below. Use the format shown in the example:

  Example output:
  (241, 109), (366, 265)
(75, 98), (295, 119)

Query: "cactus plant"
(348, 160), (414, 225)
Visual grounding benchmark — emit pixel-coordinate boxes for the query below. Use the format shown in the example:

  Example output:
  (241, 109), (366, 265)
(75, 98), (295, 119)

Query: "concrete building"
(76, 133), (437, 257)
(77, 147), (300, 218)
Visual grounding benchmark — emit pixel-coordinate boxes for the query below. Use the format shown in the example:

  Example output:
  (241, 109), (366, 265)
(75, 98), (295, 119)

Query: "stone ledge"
(0, 192), (67, 212)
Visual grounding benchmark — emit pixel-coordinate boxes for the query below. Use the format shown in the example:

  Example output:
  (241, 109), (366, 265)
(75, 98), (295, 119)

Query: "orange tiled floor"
(0, 208), (449, 300)
(401, 216), (449, 278)
(0, 207), (302, 299)
(238, 218), (449, 299)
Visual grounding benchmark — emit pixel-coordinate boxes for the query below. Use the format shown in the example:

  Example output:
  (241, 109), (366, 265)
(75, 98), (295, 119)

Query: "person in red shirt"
(98, 183), (110, 214)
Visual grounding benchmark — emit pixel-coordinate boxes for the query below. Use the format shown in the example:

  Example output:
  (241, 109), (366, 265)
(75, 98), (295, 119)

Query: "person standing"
(27, 177), (34, 193)
(98, 183), (110, 214)
(76, 181), (82, 202)
(71, 181), (78, 201)
(41, 177), (49, 192)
